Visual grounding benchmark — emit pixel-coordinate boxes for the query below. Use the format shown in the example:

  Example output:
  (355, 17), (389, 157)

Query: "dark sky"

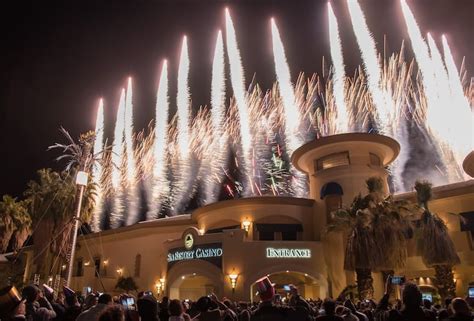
(1, 0), (473, 198)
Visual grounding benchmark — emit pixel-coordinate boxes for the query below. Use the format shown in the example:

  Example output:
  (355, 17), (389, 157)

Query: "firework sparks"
(327, 3), (349, 133)
(91, 98), (104, 231)
(148, 60), (170, 219)
(225, 8), (253, 193)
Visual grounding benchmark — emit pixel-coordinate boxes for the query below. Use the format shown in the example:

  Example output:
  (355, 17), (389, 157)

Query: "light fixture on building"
(181, 276), (185, 280)
(155, 282), (162, 295)
(229, 269), (239, 293)
(199, 228), (205, 235)
(84, 261), (90, 266)
(62, 265), (67, 270)
(242, 219), (251, 232)
(116, 268), (123, 276)
(103, 259), (109, 265)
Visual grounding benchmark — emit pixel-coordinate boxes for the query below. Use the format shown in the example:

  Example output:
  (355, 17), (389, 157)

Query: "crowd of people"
(0, 276), (473, 321)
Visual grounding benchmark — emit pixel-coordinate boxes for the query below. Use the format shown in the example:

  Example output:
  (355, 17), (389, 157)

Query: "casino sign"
(167, 232), (223, 269)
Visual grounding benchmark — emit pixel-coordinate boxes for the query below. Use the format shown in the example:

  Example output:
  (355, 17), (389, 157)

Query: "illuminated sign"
(184, 233), (194, 250)
(266, 248), (311, 259)
(167, 243), (223, 269)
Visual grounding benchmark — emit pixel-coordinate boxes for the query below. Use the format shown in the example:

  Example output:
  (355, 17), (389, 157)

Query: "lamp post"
(66, 170), (89, 286)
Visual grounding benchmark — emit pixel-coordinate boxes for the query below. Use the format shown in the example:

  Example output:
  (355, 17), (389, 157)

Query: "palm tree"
(0, 195), (31, 253)
(24, 168), (96, 279)
(414, 181), (460, 299)
(329, 177), (414, 300)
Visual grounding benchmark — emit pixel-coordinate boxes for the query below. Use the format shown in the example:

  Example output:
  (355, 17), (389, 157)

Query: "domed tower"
(463, 151), (474, 178)
(292, 133), (399, 229)
(292, 133), (399, 297)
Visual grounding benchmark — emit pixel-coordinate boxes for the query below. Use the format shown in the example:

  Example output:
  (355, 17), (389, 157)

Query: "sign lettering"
(266, 247), (311, 258)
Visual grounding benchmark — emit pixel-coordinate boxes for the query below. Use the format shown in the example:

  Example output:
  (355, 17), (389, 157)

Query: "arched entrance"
(169, 273), (217, 301)
(166, 260), (224, 301)
(250, 271), (323, 302)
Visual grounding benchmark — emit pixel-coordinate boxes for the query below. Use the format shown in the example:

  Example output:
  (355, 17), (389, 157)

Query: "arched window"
(134, 254), (141, 278)
(320, 182), (344, 223)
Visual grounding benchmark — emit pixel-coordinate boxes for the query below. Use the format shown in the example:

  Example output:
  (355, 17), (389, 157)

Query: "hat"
(62, 285), (76, 299)
(42, 284), (54, 297)
(0, 286), (23, 317)
(255, 276), (275, 302)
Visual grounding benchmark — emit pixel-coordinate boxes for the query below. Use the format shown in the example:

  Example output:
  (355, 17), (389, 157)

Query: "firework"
(91, 99), (104, 231)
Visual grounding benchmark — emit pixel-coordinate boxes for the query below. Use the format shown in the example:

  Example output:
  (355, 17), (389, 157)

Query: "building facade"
(22, 133), (474, 302)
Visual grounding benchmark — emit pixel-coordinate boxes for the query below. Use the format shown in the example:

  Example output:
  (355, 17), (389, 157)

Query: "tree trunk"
(356, 268), (374, 300)
(434, 264), (456, 299)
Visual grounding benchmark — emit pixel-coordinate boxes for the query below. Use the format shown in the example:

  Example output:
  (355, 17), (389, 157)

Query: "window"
(369, 153), (382, 167)
(460, 211), (474, 249)
(94, 257), (101, 277)
(206, 225), (240, 234)
(259, 230), (275, 241)
(281, 230), (297, 241)
(134, 254), (141, 278)
(256, 224), (303, 241)
(76, 258), (83, 277)
(315, 152), (350, 171)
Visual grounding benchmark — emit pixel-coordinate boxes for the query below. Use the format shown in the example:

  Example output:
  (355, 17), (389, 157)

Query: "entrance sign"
(167, 243), (223, 269)
(266, 247), (311, 259)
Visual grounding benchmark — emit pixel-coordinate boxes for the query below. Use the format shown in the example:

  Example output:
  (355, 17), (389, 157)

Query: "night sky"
(1, 0), (473, 198)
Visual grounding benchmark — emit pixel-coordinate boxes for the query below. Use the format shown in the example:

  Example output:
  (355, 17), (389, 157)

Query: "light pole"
(66, 170), (89, 286)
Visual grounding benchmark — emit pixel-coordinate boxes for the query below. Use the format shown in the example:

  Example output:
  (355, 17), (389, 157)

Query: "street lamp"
(66, 170), (89, 286)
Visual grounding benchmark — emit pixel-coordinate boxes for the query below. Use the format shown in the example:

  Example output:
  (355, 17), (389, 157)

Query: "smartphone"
(468, 287), (474, 298)
(391, 276), (406, 285)
(422, 293), (433, 302)
(144, 291), (153, 296)
(283, 285), (291, 291)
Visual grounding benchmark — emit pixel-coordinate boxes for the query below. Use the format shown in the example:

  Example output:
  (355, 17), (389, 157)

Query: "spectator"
(315, 299), (343, 321)
(76, 293), (113, 321)
(159, 297), (170, 321)
(449, 298), (472, 321)
(62, 286), (82, 321)
(168, 299), (191, 321)
(136, 295), (160, 321)
(0, 286), (26, 321)
(250, 277), (291, 321)
(22, 284), (57, 321)
(99, 306), (125, 321)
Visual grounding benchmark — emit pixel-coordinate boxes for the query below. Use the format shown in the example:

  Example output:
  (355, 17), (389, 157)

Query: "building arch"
(166, 259), (224, 298)
(244, 262), (328, 301)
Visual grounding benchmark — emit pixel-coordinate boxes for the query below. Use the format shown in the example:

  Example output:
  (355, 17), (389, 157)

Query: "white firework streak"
(347, 0), (393, 133)
(172, 36), (193, 213)
(442, 35), (473, 160)
(124, 78), (139, 225)
(148, 60), (170, 219)
(270, 18), (306, 197)
(91, 98), (104, 231)
(205, 30), (228, 204)
(327, 3), (350, 133)
(225, 8), (253, 194)
(400, 0), (459, 182)
(111, 89), (126, 228)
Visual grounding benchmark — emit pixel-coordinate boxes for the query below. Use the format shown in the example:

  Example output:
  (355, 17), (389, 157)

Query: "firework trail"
(204, 30), (228, 204)
(327, 3), (349, 133)
(92, 98), (104, 231)
(347, 0), (393, 133)
(111, 89), (126, 228)
(172, 36), (193, 213)
(442, 35), (473, 159)
(270, 18), (306, 197)
(124, 78), (139, 225)
(400, 0), (463, 182)
(225, 8), (253, 194)
(148, 60), (170, 219)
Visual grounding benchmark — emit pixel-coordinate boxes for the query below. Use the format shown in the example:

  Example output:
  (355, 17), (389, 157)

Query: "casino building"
(21, 134), (474, 302)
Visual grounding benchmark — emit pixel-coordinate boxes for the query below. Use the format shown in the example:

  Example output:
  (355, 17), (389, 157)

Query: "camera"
(391, 276), (406, 285)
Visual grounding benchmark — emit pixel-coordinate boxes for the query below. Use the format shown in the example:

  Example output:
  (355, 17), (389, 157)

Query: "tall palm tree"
(24, 168), (96, 279)
(0, 195), (31, 253)
(329, 177), (414, 300)
(414, 181), (460, 299)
